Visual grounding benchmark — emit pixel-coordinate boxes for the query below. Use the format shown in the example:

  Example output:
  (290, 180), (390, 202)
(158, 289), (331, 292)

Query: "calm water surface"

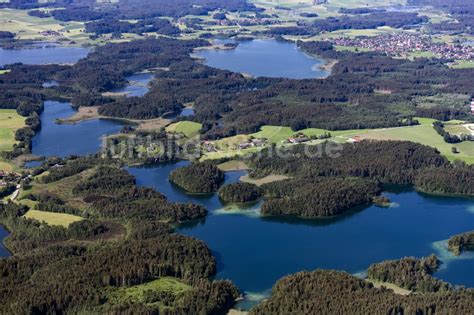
(30, 101), (123, 158)
(112, 73), (154, 97)
(0, 45), (89, 66)
(194, 39), (329, 79)
(128, 162), (474, 309)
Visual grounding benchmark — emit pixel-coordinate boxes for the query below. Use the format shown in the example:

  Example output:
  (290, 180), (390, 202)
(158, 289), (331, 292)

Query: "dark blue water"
(0, 46), (89, 66)
(179, 108), (195, 117)
(0, 226), (10, 257)
(194, 39), (329, 79)
(31, 101), (124, 158)
(112, 73), (154, 97)
(128, 161), (474, 308)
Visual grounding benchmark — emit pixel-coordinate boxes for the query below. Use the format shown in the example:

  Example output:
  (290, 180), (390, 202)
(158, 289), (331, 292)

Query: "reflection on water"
(31, 101), (124, 158)
(0, 45), (89, 66)
(194, 39), (329, 79)
(127, 161), (474, 309)
(111, 73), (154, 97)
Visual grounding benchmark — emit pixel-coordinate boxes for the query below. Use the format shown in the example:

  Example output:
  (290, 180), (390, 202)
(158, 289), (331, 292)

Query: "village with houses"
(331, 33), (474, 61)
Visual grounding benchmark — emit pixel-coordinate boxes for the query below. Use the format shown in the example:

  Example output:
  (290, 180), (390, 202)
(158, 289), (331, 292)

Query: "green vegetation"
(350, 125), (474, 164)
(23, 210), (84, 227)
(415, 165), (473, 196)
(448, 231), (474, 256)
(250, 269), (474, 314)
(108, 277), (193, 309)
(0, 109), (26, 152)
(165, 121), (202, 138)
(218, 182), (262, 204)
(169, 162), (224, 193)
(261, 177), (381, 218)
(367, 255), (450, 293)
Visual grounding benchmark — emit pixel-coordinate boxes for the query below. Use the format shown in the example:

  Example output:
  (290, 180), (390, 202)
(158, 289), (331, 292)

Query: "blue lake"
(194, 39), (329, 79)
(30, 101), (124, 158)
(0, 45), (89, 66)
(0, 226), (10, 257)
(112, 73), (154, 97)
(128, 162), (474, 309)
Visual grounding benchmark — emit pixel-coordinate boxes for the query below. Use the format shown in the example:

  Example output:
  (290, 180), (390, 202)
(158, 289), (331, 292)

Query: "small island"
(169, 162), (225, 193)
(218, 182), (262, 204)
(448, 231), (474, 256)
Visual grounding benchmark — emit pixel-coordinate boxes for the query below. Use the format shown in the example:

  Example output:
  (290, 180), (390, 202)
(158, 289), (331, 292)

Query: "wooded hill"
(367, 255), (450, 293)
(0, 156), (240, 313)
(250, 269), (474, 314)
(239, 140), (473, 217)
(169, 162), (225, 193)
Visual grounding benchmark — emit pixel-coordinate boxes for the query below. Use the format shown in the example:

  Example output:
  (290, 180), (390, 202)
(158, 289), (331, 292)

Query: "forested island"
(0, 0), (474, 313)
(448, 231), (474, 256)
(169, 162), (224, 193)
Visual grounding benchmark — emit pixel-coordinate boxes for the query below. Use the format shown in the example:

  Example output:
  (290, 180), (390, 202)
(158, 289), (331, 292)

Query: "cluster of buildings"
(331, 33), (474, 61)
(288, 134), (309, 144)
(238, 138), (266, 149)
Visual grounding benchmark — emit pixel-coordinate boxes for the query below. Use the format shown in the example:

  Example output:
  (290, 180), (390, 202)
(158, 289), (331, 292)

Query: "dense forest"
(169, 162), (224, 193)
(218, 182), (262, 203)
(260, 177), (381, 218)
(85, 18), (180, 37)
(249, 141), (447, 185)
(250, 269), (474, 314)
(2, 37), (473, 146)
(448, 231), (474, 256)
(17, 0), (258, 20)
(0, 154), (244, 313)
(367, 255), (450, 293)
(414, 165), (474, 196)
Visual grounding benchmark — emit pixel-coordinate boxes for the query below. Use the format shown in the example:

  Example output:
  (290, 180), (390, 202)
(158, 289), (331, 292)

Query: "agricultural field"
(0, 109), (25, 152)
(21, 168), (93, 211)
(0, 8), (90, 44)
(165, 121), (202, 138)
(352, 124), (474, 164)
(202, 117), (474, 164)
(449, 60), (474, 69)
(23, 209), (83, 227)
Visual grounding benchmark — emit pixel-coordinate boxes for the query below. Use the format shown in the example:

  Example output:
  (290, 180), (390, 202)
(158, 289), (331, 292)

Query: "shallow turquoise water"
(194, 39), (328, 79)
(128, 162), (474, 308)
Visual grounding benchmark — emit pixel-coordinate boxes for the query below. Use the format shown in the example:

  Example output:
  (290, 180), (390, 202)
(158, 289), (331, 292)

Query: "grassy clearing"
(444, 124), (470, 135)
(0, 160), (14, 172)
(165, 121), (202, 138)
(353, 125), (474, 164)
(367, 279), (411, 296)
(0, 69), (11, 74)
(204, 119), (473, 164)
(217, 160), (249, 171)
(22, 168), (93, 211)
(108, 277), (192, 308)
(240, 174), (290, 186)
(449, 60), (474, 69)
(23, 210), (83, 227)
(0, 109), (26, 152)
